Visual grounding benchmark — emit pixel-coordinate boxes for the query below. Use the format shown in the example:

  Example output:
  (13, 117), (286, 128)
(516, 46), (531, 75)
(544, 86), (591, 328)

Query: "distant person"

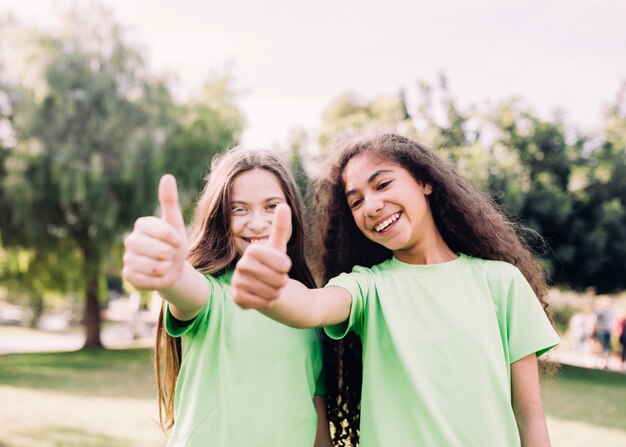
(593, 297), (615, 368)
(231, 134), (560, 446)
(618, 313), (626, 369)
(569, 308), (595, 354)
(122, 148), (331, 446)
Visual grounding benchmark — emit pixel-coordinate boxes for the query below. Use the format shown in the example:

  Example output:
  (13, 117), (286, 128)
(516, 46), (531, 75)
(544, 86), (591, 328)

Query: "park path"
(2, 323), (625, 375)
(0, 322), (153, 355)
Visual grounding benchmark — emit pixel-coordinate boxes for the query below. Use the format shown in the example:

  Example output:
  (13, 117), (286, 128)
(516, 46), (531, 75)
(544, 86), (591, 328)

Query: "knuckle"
(134, 217), (148, 228)
(157, 248), (170, 260)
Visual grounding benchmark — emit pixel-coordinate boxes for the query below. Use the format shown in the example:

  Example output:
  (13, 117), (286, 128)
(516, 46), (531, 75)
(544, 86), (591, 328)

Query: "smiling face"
(230, 168), (289, 255)
(342, 152), (440, 263)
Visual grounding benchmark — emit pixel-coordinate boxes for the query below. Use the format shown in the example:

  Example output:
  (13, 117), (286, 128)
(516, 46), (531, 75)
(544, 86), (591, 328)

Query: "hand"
(122, 174), (188, 291)
(231, 204), (292, 309)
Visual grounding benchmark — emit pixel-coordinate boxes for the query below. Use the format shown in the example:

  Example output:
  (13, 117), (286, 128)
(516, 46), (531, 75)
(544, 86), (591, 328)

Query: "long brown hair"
(155, 147), (317, 431)
(313, 133), (553, 446)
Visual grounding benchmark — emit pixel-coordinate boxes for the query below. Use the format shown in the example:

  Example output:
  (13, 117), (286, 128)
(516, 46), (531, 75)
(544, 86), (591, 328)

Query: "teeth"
(374, 213), (400, 232)
(248, 238), (268, 244)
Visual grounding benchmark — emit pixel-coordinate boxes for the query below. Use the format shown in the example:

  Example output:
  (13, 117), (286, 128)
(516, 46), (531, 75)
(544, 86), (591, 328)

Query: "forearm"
(516, 415), (551, 447)
(512, 354), (551, 447)
(259, 280), (351, 329)
(259, 279), (322, 328)
(160, 262), (210, 320)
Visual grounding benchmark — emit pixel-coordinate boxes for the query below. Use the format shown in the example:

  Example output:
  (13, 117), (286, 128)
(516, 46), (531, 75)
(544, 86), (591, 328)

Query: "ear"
(423, 183), (433, 195)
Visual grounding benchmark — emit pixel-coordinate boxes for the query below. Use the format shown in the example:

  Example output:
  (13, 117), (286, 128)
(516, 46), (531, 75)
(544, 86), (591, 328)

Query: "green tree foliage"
(286, 127), (311, 201)
(0, 6), (245, 346)
(317, 90), (414, 150)
(0, 7), (174, 347)
(157, 75), (244, 219)
(557, 84), (626, 293)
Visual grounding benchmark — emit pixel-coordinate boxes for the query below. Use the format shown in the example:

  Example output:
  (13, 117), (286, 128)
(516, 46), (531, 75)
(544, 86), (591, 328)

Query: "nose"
(364, 196), (384, 217)
(247, 210), (269, 232)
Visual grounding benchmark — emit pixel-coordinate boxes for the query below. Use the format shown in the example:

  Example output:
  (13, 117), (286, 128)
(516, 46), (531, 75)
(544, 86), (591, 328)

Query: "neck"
(394, 232), (457, 265)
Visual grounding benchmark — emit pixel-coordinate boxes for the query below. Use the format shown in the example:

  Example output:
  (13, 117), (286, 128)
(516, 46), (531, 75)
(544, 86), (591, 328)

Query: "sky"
(1, 0), (625, 148)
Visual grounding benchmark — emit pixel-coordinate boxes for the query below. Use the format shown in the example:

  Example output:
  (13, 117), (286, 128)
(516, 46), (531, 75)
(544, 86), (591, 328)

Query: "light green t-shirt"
(325, 254), (560, 447)
(165, 270), (324, 447)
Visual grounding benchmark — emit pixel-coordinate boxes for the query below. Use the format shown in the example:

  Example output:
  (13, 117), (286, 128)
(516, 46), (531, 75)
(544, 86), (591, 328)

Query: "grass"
(1, 335), (626, 446)
(0, 347), (166, 447)
(542, 364), (626, 446)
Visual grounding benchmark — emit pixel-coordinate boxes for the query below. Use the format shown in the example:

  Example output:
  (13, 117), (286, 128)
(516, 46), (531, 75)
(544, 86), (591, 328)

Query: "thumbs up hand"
(231, 204), (293, 309)
(123, 174), (188, 291)
(267, 203), (292, 253)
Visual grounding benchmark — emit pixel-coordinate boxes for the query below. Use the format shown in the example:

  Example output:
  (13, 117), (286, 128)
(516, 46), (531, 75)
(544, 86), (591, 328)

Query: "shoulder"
(465, 255), (519, 276)
(348, 258), (396, 282)
(463, 255), (525, 291)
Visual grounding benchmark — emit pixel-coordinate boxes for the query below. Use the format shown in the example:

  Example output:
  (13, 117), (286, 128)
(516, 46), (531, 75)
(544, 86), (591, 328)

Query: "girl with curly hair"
(123, 148), (331, 446)
(232, 134), (560, 447)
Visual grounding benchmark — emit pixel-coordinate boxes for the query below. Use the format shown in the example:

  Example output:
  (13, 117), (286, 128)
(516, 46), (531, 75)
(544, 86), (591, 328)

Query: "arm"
(158, 261), (210, 321)
(511, 353), (551, 447)
(231, 204), (351, 328)
(122, 175), (209, 321)
(313, 396), (332, 447)
(231, 245), (351, 328)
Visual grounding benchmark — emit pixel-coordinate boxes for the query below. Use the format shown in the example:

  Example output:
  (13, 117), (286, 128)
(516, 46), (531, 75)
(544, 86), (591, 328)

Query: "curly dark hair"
(312, 133), (553, 446)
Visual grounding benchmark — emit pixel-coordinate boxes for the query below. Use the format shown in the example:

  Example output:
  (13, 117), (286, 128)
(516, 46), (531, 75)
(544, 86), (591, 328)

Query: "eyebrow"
(231, 197), (285, 205)
(345, 169), (394, 198)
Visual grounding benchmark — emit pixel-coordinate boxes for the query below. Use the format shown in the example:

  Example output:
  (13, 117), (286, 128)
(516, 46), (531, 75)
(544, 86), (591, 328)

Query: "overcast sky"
(1, 0), (625, 148)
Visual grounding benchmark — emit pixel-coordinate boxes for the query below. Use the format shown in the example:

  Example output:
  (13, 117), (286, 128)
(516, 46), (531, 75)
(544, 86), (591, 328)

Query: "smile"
(242, 237), (269, 244)
(374, 212), (401, 233)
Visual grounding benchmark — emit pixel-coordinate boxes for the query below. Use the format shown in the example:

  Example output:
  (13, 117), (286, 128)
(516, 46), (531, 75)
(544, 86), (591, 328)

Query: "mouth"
(373, 212), (401, 234)
(242, 236), (269, 245)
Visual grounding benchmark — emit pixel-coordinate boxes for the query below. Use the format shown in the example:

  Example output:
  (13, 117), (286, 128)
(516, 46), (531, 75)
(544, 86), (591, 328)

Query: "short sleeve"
(323, 267), (372, 339)
(504, 268), (560, 362)
(164, 274), (214, 338)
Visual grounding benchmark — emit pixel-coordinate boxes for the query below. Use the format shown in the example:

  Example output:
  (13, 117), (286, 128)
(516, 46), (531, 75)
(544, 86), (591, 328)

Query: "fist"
(231, 204), (292, 309)
(122, 174), (188, 290)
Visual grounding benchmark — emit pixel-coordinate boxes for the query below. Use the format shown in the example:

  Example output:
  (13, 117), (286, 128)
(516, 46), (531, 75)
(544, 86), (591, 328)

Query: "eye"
(349, 198), (363, 209)
(377, 180), (392, 190)
(266, 202), (279, 211)
(231, 206), (247, 215)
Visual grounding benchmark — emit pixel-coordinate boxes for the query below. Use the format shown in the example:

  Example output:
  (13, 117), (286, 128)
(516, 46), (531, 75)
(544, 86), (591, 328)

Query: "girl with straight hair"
(123, 147), (331, 446)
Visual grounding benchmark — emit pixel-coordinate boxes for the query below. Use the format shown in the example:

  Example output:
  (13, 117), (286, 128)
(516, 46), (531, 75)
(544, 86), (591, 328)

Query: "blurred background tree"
(0, 4), (244, 347)
(157, 74), (244, 220)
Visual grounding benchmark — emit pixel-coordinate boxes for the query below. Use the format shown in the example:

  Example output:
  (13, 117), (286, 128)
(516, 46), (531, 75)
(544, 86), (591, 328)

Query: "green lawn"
(542, 364), (626, 447)
(0, 348), (166, 447)
(1, 344), (625, 446)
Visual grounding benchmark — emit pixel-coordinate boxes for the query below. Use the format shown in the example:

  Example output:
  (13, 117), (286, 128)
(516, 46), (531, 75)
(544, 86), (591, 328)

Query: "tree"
(0, 6), (174, 347)
(157, 75), (245, 219)
(317, 90), (414, 150)
(1, 6), (247, 346)
(286, 127), (311, 201)
(559, 83), (626, 292)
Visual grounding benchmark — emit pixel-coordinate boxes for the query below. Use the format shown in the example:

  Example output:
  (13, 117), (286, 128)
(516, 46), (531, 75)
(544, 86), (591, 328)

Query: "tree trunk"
(81, 246), (104, 349)
(29, 295), (44, 329)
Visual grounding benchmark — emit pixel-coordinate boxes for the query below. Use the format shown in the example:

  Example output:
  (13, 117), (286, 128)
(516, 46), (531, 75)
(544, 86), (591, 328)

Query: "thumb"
(158, 174), (185, 231)
(268, 203), (292, 252)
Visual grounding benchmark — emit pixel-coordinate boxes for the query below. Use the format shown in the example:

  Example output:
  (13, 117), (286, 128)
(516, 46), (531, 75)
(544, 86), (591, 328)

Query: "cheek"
(350, 210), (367, 232)
(230, 217), (244, 235)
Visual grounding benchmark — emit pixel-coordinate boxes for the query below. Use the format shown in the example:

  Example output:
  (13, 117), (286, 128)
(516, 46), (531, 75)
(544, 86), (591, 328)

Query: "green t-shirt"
(325, 254), (560, 447)
(165, 270), (324, 447)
